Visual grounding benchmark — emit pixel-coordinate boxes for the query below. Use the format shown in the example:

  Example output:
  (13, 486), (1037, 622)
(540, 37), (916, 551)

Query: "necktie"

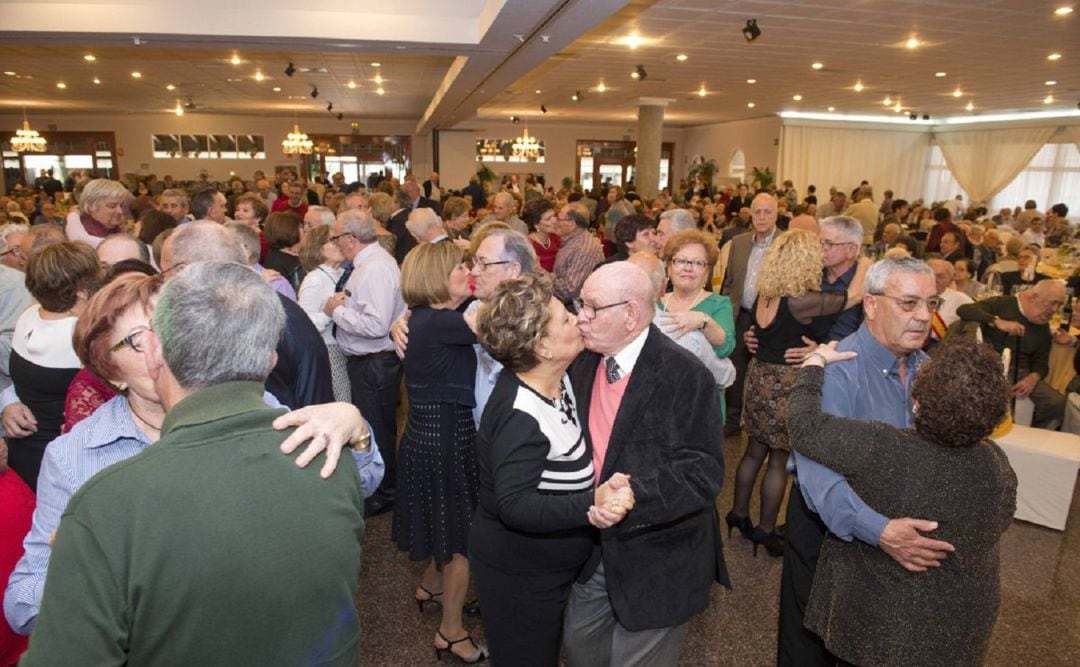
(331, 264), (353, 338)
(605, 357), (621, 384)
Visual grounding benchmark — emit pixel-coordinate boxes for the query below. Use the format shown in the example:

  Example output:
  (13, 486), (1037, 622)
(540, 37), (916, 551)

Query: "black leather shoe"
(723, 424), (743, 437)
(364, 495), (395, 517)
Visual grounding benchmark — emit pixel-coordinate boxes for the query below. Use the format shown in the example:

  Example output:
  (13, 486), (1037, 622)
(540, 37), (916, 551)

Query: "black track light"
(922, 113), (930, 120)
(327, 102), (333, 112)
(337, 112), (344, 121)
(742, 19), (761, 42)
(909, 112), (917, 120)
(511, 115), (520, 124)
(540, 104), (547, 114)
(572, 90), (583, 102)
(310, 87), (319, 99)
(284, 62), (296, 77)
(635, 64), (647, 81)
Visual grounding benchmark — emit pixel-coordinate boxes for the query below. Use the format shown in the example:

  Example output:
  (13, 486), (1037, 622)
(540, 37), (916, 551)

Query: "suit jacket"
(721, 230), (770, 315)
(956, 295), (1051, 379)
(570, 326), (729, 631)
(266, 295), (334, 409)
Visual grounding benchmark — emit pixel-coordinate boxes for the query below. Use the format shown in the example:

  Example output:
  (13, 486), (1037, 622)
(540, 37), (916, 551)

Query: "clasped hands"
(588, 472), (635, 529)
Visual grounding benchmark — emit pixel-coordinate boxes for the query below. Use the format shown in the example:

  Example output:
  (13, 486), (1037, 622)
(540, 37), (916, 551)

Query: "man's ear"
(143, 328), (166, 382)
(267, 350), (279, 376)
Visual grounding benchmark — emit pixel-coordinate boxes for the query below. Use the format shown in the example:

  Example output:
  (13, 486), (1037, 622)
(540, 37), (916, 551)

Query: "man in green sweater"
(21, 262), (367, 666)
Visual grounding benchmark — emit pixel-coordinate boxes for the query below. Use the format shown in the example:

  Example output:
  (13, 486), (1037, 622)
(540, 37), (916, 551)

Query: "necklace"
(129, 402), (163, 432)
(528, 377), (577, 426)
(665, 287), (705, 312)
(530, 233), (551, 249)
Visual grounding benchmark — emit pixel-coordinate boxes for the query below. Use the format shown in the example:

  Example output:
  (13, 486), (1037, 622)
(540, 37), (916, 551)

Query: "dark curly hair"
(476, 273), (553, 373)
(521, 197), (554, 233)
(912, 337), (1009, 448)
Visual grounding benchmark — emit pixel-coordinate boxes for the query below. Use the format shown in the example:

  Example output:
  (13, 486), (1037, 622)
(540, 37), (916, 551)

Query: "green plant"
(687, 157), (718, 187)
(751, 166), (774, 190)
(561, 176), (574, 190)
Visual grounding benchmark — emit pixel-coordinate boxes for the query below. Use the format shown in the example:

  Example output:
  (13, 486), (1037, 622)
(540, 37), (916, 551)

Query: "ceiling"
(0, 0), (1077, 129)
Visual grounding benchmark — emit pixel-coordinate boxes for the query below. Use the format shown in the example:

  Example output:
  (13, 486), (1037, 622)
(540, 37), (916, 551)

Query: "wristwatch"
(350, 426), (372, 452)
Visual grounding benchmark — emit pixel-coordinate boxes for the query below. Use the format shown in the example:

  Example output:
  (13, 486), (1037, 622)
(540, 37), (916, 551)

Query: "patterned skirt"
(326, 343), (352, 403)
(391, 401), (478, 564)
(744, 358), (801, 451)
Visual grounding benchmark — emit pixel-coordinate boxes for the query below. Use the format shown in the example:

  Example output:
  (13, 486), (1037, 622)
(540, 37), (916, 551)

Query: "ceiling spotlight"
(230, 54), (241, 65)
(698, 86), (707, 97)
(310, 87), (319, 98)
(3, 71), (15, 76)
(952, 87), (963, 97)
(370, 62), (381, 67)
(597, 82), (606, 93)
(635, 65), (647, 80)
(510, 115), (520, 124)
(1054, 6), (1073, 15)
(747, 102), (755, 108)
(904, 37), (921, 49)
(853, 80), (864, 92)
(676, 54), (688, 61)
(894, 101), (903, 112)
(742, 18), (761, 42)
(811, 62), (823, 70)
(254, 71), (265, 82)
(83, 54), (96, 62)
(1046, 80), (1057, 86)
(935, 71), (947, 77)
(374, 74), (383, 84)
(746, 78), (757, 84)
(540, 104), (548, 114)
(375, 87), (385, 95)
(883, 96), (892, 106)
(337, 113), (344, 121)
(1048, 52), (1062, 60)
(93, 77), (101, 84)
(535, 89), (542, 94)
(175, 102), (184, 117)
(284, 62), (296, 77)
(56, 82), (67, 89)
(347, 80), (357, 89)
(572, 90), (583, 102)
(923, 113), (930, 120)
(792, 94), (803, 101)
(827, 106), (836, 112)
(327, 102), (333, 112)
(131, 71), (142, 79)
(272, 86), (281, 92)
(1045, 94), (1055, 104)
(166, 84), (176, 91)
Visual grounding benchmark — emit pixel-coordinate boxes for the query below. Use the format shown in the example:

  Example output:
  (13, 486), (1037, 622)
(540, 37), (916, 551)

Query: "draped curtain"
(778, 124), (929, 201)
(934, 126), (1055, 203)
(1067, 125), (1080, 155)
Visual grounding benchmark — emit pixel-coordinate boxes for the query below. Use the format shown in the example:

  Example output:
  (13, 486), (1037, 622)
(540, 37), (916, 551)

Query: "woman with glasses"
(296, 225), (351, 403)
(728, 230), (868, 557)
(657, 230), (736, 420)
(392, 242), (488, 664)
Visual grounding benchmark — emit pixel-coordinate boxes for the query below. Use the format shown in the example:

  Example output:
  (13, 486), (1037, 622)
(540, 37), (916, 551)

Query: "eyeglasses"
(870, 293), (945, 313)
(0, 246), (22, 257)
(160, 261), (186, 278)
(471, 257), (512, 272)
(109, 325), (151, 353)
(328, 232), (355, 243)
(671, 257), (708, 270)
(821, 239), (855, 249)
(572, 298), (629, 319)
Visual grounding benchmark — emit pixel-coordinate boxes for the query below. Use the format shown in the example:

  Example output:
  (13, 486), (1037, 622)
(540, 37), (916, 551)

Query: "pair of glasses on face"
(871, 294), (945, 313)
(0, 246), (22, 258)
(328, 232), (355, 243)
(671, 257), (708, 270)
(572, 298), (629, 319)
(110, 325), (152, 354)
(471, 257), (512, 272)
(821, 240), (855, 250)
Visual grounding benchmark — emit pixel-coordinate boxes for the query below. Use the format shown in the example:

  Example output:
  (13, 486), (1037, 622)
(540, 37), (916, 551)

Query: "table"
(993, 424), (1080, 530)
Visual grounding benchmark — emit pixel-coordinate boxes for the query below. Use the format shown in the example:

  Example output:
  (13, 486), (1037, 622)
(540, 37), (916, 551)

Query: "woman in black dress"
(471, 274), (634, 667)
(392, 242), (486, 663)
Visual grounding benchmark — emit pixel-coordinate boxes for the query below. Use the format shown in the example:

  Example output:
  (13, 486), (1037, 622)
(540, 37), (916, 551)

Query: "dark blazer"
(997, 270), (1050, 297)
(388, 209), (415, 264)
(719, 223), (750, 249)
(956, 295), (1052, 379)
(569, 326), (729, 632)
(266, 295), (334, 409)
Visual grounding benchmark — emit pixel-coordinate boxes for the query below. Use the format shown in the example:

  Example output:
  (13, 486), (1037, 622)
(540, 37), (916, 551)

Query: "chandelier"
(11, 111), (46, 153)
(512, 127), (541, 160)
(281, 123), (313, 155)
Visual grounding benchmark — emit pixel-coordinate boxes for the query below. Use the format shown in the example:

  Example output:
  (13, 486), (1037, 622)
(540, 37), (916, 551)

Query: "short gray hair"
(0, 223), (28, 253)
(153, 261), (285, 389)
(80, 179), (133, 214)
(169, 221), (246, 265)
(820, 216), (863, 245)
(659, 208), (695, 233)
(97, 233), (150, 263)
(342, 193), (367, 211)
(487, 228), (537, 274)
(865, 256), (934, 294)
(307, 205), (336, 228)
(160, 188), (189, 205)
(225, 222), (260, 265)
(405, 207), (444, 240)
(339, 208), (379, 244)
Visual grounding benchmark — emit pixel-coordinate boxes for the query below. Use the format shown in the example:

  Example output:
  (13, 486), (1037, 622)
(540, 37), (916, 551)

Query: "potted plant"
(751, 166), (775, 191)
(687, 156), (718, 190)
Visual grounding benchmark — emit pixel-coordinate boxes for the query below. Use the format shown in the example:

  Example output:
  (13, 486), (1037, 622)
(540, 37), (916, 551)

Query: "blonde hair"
(298, 225), (330, 272)
(756, 230), (823, 299)
(400, 241), (465, 308)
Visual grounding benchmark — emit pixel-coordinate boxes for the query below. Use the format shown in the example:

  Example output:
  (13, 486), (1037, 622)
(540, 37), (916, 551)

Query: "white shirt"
(651, 312), (735, 388)
(939, 287), (974, 328)
(297, 263), (344, 346)
(606, 326), (650, 378)
(332, 244), (406, 356)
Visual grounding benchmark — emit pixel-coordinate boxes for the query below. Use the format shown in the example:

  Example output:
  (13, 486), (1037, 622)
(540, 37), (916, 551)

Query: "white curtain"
(779, 124), (929, 201)
(1067, 125), (1080, 155)
(934, 126), (1055, 203)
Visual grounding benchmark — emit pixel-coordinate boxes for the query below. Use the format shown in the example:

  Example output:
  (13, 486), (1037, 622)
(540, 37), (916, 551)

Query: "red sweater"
(0, 471), (34, 664)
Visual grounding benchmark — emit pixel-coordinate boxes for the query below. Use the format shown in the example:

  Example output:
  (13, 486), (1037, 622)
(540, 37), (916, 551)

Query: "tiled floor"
(356, 433), (1080, 665)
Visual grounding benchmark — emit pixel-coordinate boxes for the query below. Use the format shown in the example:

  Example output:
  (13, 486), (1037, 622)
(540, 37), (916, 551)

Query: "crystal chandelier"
(512, 127), (540, 160)
(11, 111), (46, 153)
(281, 123), (313, 155)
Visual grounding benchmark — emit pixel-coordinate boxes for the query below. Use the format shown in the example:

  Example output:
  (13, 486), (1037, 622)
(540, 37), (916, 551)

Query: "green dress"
(657, 292), (736, 422)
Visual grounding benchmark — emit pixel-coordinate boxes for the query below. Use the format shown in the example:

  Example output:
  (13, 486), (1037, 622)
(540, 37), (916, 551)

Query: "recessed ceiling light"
(347, 80), (357, 89)
(370, 62), (381, 67)
(698, 86), (707, 97)
(83, 54), (96, 62)
(272, 86), (281, 92)
(853, 80), (864, 92)
(131, 71), (142, 79)
(1054, 6), (1073, 15)
(175, 102), (184, 117)
(618, 32), (648, 49)
(676, 54), (688, 61)
(374, 74), (382, 84)
(93, 77), (101, 85)
(630, 70), (640, 80)
(883, 96), (892, 106)
(1048, 52), (1062, 60)
(827, 106), (836, 112)
(597, 82), (606, 92)
(376, 87), (385, 95)
(1045, 80), (1057, 85)
(966, 101), (975, 111)
(166, 84), (176, 91)
(905, 37), (921, 49)
(535, 89), (541, 94)
(792, 94), (803, 101)
(747, 102), (756, 108)
(1044, 94), (1055, 104)
(894, 102), (903, 112)
(746, 78), (756, 84)
(952, 87), (963, 97)
(56, 82), (67, 89)
(254, 71), (265, 82)
(230, 54), (241, 65)
(935, 72), (947, 77)
(3, 71), (15, 76)
(811, 62), (823, 70)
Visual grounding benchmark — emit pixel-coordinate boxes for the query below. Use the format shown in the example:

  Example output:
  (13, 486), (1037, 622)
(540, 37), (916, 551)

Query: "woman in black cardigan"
(788, 336), (1017, 667)
(471, 274), (634, 667)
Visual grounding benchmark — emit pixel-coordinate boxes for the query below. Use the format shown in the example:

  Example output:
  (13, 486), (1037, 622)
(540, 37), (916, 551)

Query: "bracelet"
(699, 315), (708, 330)
(803, 352), (828, 366)
(350, 428), (372, 452)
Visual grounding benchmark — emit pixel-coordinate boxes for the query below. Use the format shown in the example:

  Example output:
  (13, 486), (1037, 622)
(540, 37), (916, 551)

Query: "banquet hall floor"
(355, 432), (1080, 666)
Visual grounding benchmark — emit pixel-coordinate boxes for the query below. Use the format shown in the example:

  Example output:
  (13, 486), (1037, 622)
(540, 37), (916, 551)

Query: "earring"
(114, 382), (128, 392)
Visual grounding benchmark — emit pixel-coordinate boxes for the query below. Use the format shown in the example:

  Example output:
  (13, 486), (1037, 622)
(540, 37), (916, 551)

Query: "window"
(152, 134), (265, 159)
(476, 138), (546, 163)
(728, 148), (746, 179)
(922, 145), (968, 205)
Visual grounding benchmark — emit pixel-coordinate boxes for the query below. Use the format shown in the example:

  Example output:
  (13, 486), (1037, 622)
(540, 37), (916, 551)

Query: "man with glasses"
(0, 229), (28, 272)
(779, 256), (956, 666)
(553, 203), (604, 304)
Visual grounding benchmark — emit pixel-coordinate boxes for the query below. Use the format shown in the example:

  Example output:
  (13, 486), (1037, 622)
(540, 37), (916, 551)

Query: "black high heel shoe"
(724, 510), (754, 540)
(750, 527), (785, 558)
(434, 631), (488, 664)
(415, 585), (443, 613)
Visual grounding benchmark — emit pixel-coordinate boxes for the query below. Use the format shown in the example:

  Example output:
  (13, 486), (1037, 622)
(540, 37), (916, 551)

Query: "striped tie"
(605, 357), (621, 384)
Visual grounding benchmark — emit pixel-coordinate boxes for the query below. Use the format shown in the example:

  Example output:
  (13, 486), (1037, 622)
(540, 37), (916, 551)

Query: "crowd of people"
(0, 163), (1074, 665)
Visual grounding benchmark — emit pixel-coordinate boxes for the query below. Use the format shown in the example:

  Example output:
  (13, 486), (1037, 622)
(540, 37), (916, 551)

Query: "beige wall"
(681, 116), (782, 187)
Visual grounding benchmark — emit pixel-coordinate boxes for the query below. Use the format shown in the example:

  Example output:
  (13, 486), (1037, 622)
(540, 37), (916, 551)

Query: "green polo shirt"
(21, 381), (365, 666)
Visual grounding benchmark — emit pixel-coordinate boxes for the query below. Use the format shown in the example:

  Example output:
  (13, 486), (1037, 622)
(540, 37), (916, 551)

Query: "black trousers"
(471, 557), (577, 667)
(725, 309), (753, 428)
(347, 351), (401, 499)
(777, 487), (835, 667)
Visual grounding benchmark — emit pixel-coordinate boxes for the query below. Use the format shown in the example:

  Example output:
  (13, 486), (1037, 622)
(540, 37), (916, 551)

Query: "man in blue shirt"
(777, 256), (956, 666)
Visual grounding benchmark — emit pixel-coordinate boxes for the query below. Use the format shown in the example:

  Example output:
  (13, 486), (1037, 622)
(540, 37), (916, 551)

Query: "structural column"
(635, 97), (671, 201)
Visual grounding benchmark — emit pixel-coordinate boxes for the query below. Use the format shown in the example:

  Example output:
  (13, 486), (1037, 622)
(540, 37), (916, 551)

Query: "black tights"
(732, 438), (790, 533)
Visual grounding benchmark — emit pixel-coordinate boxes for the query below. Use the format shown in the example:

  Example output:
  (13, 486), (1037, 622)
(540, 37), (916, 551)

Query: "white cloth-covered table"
(993, 424), (1080, 530)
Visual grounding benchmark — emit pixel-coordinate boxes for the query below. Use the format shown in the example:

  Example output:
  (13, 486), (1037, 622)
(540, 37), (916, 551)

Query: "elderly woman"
(657, 230), (736, 419)
(789, 336), (1016, 666)
(296, 225), (350, 402)
(602, 186), (635, 249)
(367, 191), (400, 256)
(471, 273), (634, 667)
(3, 271), (382, 636)
(442, 196), (473, 250)
(4, 242), (100, 492)
(262, 211), (304, 290)
(66, 179), (133, 248)
(728, 230), (867, 557)
(522, 197), (561, 273)
(392, 242), (485, 663)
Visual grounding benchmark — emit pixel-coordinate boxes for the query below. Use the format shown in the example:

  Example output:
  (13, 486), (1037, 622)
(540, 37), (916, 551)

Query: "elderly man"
(272, 180), (309, 219)
(563, 262), (728, 666)
(974, 227), (1000, 280)
(720, 192), (779, 434)
(925, 207), (968, 256)
(302, 205), (336, 236)
(324, 209), (407, 515)
(0, 259), (32, 406)
(161, 222), (332, 409)
(31, 201), (63, 226)
(816, 191), (847, 220)
(553, 202), (604, 304)
(159, 188), (190, 223)
(483, 191), (528, 235)
(405, 207), (448, 244)
(0, 226), (28, 272)
(96, 233), (150, 269)
(18, 262), (369, 666)
(780, 257), (957, 666)
(254, 177), (276, 211)
(841, 186), (878, 246)
(957, 279), (1067, 429)
(939, 231), (963, 263)
(387, 180), (437, 263)
(925, 258), (972, 344)
(227, 222), (297, 301)
(190, 187), (228, 224)
(656, 208), (695, 247)
(422, 171), (442, 203)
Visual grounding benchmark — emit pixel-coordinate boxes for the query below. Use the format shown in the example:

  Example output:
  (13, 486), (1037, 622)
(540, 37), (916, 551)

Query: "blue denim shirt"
(791, 323), (925, 544)
(820, 262), (863, 341)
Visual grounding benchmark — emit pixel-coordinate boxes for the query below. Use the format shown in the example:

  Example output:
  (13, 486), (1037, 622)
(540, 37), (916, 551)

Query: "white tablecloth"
(993, 425), (1080, 530)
